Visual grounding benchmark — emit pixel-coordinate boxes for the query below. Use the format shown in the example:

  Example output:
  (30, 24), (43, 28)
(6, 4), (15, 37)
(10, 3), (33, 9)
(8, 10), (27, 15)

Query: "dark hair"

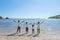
(37, 21), (40, 24)
(18, 20), (20, 23)
(26, 22), (28, 24)
(32, 24), (34, 27)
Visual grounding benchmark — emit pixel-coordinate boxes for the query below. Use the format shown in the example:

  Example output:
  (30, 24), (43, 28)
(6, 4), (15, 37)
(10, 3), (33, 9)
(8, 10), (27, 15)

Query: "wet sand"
(0, 24), (60, 40)
(0, 31), (60, 40)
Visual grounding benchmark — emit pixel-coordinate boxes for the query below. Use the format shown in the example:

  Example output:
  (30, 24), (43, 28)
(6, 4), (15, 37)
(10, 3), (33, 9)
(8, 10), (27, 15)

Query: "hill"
(49, 15), (60, 19)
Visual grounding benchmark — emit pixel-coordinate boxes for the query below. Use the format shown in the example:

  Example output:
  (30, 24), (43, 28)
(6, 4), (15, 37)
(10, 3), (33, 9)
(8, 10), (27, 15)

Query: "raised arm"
(40, 21), (44, 24)
(13, 20), (17, 23)
(29, 23), (32, 25)
(20, 20), (25, 25)
(21, 20), (25, 23)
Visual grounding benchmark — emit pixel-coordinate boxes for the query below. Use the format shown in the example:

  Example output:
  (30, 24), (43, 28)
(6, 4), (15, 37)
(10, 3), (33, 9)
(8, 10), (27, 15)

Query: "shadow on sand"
(7, 33), (17, 36)
(32, 34), (39, 37)
(18, 33), (26, 36)
(27, 34), (33, 36)
(6, 33), (40, 37)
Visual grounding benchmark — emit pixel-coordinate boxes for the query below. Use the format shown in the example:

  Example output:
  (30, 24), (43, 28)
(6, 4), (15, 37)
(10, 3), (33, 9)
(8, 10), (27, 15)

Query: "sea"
(0, 18), (60, 36)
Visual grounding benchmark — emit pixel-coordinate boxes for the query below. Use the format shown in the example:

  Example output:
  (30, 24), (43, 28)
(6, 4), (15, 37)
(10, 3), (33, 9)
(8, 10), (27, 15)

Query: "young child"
(37, 21), (40, 34)
(32, 24), (34, 34)
(16, 20), (21, 33)
(26, 22), (28, 34)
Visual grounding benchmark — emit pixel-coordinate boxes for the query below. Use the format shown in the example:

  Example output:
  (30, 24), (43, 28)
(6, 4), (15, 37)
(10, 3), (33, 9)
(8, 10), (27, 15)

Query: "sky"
(0, 0), (60, 18)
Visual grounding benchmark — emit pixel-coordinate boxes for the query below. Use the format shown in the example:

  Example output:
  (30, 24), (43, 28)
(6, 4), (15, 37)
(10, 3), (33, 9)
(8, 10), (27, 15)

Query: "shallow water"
(0, 18), (60, 36)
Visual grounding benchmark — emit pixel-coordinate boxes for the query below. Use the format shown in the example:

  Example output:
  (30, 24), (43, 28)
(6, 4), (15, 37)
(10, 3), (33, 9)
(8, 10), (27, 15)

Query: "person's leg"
(17, 28), (18, 33)
(26, 28), (28, 34)
(37, 29), (38, 34)
(32, 29), (34, 34)
(19, 29), (20, 33)
(27, 28), (28, 34)
(37, 29), (40, 34)
(19, 27), (21, 33)
(26, 28), (27, 34)
(26, 30), (27, 34)
(39, 29), (40, 34)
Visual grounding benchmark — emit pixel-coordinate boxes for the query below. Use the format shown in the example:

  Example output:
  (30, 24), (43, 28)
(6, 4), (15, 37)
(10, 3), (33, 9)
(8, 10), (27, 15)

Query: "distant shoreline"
(48, 15), (60, 19)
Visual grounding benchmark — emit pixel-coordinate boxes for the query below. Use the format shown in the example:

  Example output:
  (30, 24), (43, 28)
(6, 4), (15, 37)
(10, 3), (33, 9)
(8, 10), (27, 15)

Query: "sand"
(0, 35), (60, 40)
(0, 31), (60, 40)
(0, 24), (60, 40)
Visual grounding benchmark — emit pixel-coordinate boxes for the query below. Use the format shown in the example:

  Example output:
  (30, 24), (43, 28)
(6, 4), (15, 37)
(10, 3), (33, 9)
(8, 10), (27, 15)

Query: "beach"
(0, 0), (60, 39)
(0, 31), (60, 40)
(0, 19), (60, 40)
(0, 33), (60, 40)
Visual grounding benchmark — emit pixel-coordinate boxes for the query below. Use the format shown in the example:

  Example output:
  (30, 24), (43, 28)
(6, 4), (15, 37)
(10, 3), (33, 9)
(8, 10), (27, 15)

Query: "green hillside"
(49, 15), (60, 19)
(0, 16), (3, 19)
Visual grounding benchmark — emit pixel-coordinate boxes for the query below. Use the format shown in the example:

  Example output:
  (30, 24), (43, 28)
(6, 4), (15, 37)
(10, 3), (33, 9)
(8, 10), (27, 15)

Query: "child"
(26, 22), (28, 34)
(32, 24), (34, 34)
(37, 21), (40, 34)
(16, 20), (21, 33)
